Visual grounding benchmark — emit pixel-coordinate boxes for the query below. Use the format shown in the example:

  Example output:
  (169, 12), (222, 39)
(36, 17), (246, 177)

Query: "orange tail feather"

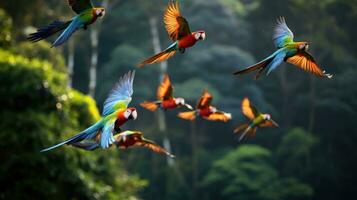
(178, 111), (197, 121)
(140, 101), (159, 112)
(138, 51), (176, 68)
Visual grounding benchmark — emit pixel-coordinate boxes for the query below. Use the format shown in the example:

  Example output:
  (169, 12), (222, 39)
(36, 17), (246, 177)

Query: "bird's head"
(124, 107), (137, 120)
(194, 31), (206, 41)
(175, 98), (186, 106)
(298, 42), (309, 51)
(263, 114), (279, 127)
(95, 7), (106, 17)
(209, 106), (217, 113)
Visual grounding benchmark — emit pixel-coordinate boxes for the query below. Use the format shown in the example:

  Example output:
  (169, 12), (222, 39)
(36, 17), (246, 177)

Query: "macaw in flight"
(72, 130), (175, 158)
(178, 90), (232, 122)
(234, 98), (278, 141)
(138, 0), (206, 67)
(28, 0), (105, 47)
(234, 17), (333, 79)
(140, 74), (192, 111)
(41, 71), (137, 152)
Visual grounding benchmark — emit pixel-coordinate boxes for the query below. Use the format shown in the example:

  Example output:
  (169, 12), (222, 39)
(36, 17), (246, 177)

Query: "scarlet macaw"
(140, 74), (192, 111)
(178, 90), (231, 122)
(28, 0), (105, 47)
(234, 98), (278, 141)
(234, 17), (332, 79)
(41, 71), (137, 152)
(71, 131), (175, 157)
(138, 1), (206, 67)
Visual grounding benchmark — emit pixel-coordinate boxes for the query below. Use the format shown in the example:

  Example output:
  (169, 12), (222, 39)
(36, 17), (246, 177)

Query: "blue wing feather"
(102, 71), (135, 116)
(100, 120), (115, 149)
(266, 51), (286, 74)
(273, 17), (294, 48)
(52, 17), (82, 47)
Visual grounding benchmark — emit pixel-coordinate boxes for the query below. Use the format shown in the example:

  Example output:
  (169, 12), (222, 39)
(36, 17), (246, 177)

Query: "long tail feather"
(178, 111), (197, 121)
(71, 142), (100, 151)
(27, 20), (72, 42)
(234, 56), (275, 79)
(138, 42), (177, 67)
(41, 121), (102, 152)
(140, 101), (160, 111)
(239, 126), (251, 141)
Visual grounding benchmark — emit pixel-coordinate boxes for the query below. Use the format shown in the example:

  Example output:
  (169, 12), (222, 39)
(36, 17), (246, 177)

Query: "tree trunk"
(88, 0), (110, 97)
(149, 16), (174, 166)
(67, 39), (75, 88)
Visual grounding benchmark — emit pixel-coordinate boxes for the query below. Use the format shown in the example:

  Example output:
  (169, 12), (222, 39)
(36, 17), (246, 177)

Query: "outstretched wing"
(164, 1), (191, 41)
(103, 71), (135, 116)
(204, 112), (232, 122)
(197, 90), (212, 109)
(241, 98), (259, 120)
(136, 137), (175, 158)
(286, 51), (333, 78)
(68, 0), (93, 14)
(157, 74), (173, 100)
(100, 119), (115, 149)
(273, 17), (294, 48)
(52, 17), (81, 47)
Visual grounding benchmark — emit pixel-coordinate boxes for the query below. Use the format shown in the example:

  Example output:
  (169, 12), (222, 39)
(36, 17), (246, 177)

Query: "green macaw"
(28, 0), (105, 47)
(234, 98), (278, 141)
(234, 17), (332, 79)
(41, 71), (137, 152)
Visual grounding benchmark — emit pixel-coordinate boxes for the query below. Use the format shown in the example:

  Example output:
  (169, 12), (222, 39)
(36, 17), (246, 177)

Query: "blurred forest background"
(1, 0), (356, 199)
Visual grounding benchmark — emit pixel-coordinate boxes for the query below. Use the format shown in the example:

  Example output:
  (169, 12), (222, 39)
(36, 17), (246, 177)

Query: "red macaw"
(138, 1), (206, 67)
(178, 90), (231, 122)
(140, 74), (192, 111)
(72, 130), (175, 157)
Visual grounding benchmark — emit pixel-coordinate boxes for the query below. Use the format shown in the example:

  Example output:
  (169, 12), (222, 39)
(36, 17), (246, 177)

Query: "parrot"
(178, 90), (232, 122)
(234, 17), (333, 79)
(234, 98), (278, 141)
(72, 130), (175, 158)
(27, 0), (106, 47)
(41, 71), (137, 152)
(138, 0), (206, 67)
(140, 74), (193, 111)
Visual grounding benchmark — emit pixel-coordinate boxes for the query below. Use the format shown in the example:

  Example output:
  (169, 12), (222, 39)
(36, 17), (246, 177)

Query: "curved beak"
(270, 119), (279, 127)
(131, 110), (137, 120)
(184, 104), (193, 110)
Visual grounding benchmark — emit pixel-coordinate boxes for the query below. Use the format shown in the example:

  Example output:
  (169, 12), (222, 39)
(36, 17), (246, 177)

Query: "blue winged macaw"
(138, 1), (206, 67)
(72, 130), (175, 157)
(234, 98), (278, 141)
(234, 17), (333, 79)
(41, 71), (137, 152)
(28, 0), (105, 47)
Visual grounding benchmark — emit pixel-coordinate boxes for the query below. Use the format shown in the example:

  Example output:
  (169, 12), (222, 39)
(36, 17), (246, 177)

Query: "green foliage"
(202, 145), (313, 200)
(0, 49), (146, 199)
(0, 9), (12, 47)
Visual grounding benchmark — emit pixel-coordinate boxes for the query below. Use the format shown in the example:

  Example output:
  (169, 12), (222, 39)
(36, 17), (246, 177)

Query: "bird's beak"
(270, 119), (279, 127)
(131, 110), (137, 120)
(185, 104), (193, 110)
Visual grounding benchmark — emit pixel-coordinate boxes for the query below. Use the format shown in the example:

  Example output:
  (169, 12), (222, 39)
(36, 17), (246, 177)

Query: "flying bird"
(140, 74), (192, 111)
(28, 0), (106, 47)
(71, 131), (175, 157)
(178, 90), (231, 122)
(234, 98), (278, 141)
(41, 71), (137, 152)
(234, 17), (332, 79)
(138, 1), (206, 67)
